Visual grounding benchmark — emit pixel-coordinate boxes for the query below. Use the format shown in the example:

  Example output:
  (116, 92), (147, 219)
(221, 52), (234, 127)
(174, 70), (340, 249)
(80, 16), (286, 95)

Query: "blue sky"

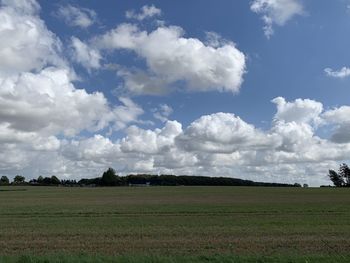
(41, 0), (350, 127)
(1, 0), (350, 186)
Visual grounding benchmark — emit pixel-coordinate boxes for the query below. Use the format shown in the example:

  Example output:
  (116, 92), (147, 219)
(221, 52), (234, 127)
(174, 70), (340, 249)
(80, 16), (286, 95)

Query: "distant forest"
(0, 168), (303, 187)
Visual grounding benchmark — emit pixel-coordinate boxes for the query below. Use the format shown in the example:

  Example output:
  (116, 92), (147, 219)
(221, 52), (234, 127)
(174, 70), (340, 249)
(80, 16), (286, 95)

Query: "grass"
(2, 254), (350, 263)
(0, 186), (350, 262)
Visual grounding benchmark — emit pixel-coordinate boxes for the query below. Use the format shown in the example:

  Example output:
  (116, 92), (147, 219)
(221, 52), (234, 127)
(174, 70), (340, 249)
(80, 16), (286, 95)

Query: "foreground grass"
(2, 254), (350, 263)
(1, 186), (350, 260)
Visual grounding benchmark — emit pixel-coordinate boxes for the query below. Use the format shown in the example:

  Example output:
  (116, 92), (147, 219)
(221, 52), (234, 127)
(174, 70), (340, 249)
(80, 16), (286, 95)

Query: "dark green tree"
(50, 175), (61, 185)
(0, 176), (9, 185)
(37, 176), (44, 183)
(101, 168), (120, 186)
(328, 170), (343, 187)
(328, 163), (350, 187)
(13, 175), (25, 184)
(339, 163), (350, 186)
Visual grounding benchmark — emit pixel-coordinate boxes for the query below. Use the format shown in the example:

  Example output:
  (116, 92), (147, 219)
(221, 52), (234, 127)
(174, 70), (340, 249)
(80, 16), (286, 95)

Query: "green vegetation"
(328, 163), (350, 187)
(1, 254), (350, 263)
(0, 175), (9, 185)
(6, 168), (299, 187)
(1, 186), (350, 262)
(13, 175), (25, 184)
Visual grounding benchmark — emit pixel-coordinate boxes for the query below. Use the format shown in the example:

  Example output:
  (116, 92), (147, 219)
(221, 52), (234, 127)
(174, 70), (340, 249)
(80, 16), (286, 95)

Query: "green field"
(1, 186), (350, 262)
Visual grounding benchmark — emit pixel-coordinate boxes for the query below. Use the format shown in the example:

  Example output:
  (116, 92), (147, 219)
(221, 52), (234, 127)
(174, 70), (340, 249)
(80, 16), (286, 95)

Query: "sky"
(1, 0), (350, 186)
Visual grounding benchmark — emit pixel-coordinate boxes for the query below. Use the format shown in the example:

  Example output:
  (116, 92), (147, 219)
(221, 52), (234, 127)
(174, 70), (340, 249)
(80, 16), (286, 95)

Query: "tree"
(13, 175), (25, 184)
(328, 163), (350, 187)
(37, 176), (44, 183)
(101, 168), (120, 186)
(50, 175), (60, 185)
(339, 163), (350, 186)
(0, 176), (9, 185)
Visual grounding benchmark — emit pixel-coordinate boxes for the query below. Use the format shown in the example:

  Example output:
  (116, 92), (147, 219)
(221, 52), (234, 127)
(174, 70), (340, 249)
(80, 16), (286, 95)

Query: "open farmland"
(1, 186), (350, 262)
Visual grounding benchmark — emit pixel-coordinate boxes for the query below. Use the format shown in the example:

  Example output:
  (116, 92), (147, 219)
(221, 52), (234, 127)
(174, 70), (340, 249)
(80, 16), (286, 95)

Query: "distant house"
(128, 182), (150, 187)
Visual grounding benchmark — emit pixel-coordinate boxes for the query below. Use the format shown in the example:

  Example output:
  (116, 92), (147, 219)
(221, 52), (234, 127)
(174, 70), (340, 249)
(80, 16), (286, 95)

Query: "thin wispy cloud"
(56, 4), (97, 28)
(125, 5), (161, 21)
(324, 67), (350, 78)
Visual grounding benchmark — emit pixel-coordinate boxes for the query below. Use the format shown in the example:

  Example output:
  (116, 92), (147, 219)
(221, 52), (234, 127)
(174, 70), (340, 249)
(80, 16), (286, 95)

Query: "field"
(1, 186), (350, 262)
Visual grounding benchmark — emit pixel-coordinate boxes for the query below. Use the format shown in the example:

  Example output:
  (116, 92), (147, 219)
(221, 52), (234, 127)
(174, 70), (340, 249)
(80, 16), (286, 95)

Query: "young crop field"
(0, 186), (350, 262)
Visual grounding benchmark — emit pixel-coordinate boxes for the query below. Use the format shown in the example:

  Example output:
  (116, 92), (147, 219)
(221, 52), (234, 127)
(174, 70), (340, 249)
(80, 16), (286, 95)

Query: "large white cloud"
(0, 68), (143, 137)
(121, 120), (182, 154)
(322, 106), (350, 143)
(1, 0), (350, 187)
(1, 0), (39, 15)
(251, 0), (304, 38)
(0, 0), (63, 76)
(6, 96), (350, 186)
(176, 113), (276, 153)
(54, 97), (350, 185)
(95, 24), (246, 94)
(272, 97), (323, 125)
(0, 0), (144, 175)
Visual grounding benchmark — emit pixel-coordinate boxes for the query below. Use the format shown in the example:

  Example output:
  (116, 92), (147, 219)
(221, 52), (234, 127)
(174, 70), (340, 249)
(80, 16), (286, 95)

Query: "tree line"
(0, 167), (301, 187)
(2, 164), (348, 187)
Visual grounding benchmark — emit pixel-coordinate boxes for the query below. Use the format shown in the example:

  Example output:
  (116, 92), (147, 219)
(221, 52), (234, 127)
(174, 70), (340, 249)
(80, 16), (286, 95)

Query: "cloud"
(176, 112), (278, 154)
(62, 135), (122, 163)
(1, 0), (350, 186)
(251, 0), (304, 38)
(4, 95), (350, 186)
(95, 24), (246, 94)
(0, 0), (64, 76)
(324, 67), (350, 78)
(272, 97), (323, 125)
(1, 0), (39, 14)
(56, 4), (97, 28)
(121, 120), (182, 154)
(70, 37), (101, 71)
(116, 68), (169, 95)
(270, 121), (315, 152)
(0, 0), (145, 175)
(328, 123), (350, 144)
(0, 68), (136, 136)
(205, 31), (229, 48)
(322, 106), (350, 143)
(55, 97), (350, 186)
(111, 97), (144, 130)
(125, 5), (161, 21)
(152, 104), (173, 122)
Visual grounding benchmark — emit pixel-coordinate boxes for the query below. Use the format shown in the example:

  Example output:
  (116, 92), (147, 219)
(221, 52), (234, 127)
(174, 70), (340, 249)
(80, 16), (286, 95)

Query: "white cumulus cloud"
(322, 106), (350, 143)
(0, 0), (64, 76)
(0, 0), (145, 175)
(95, 24), (246, 94)
(272, 97), (323, 125)
(5, 96), (350, 186)
(176, 112), (277, 153)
